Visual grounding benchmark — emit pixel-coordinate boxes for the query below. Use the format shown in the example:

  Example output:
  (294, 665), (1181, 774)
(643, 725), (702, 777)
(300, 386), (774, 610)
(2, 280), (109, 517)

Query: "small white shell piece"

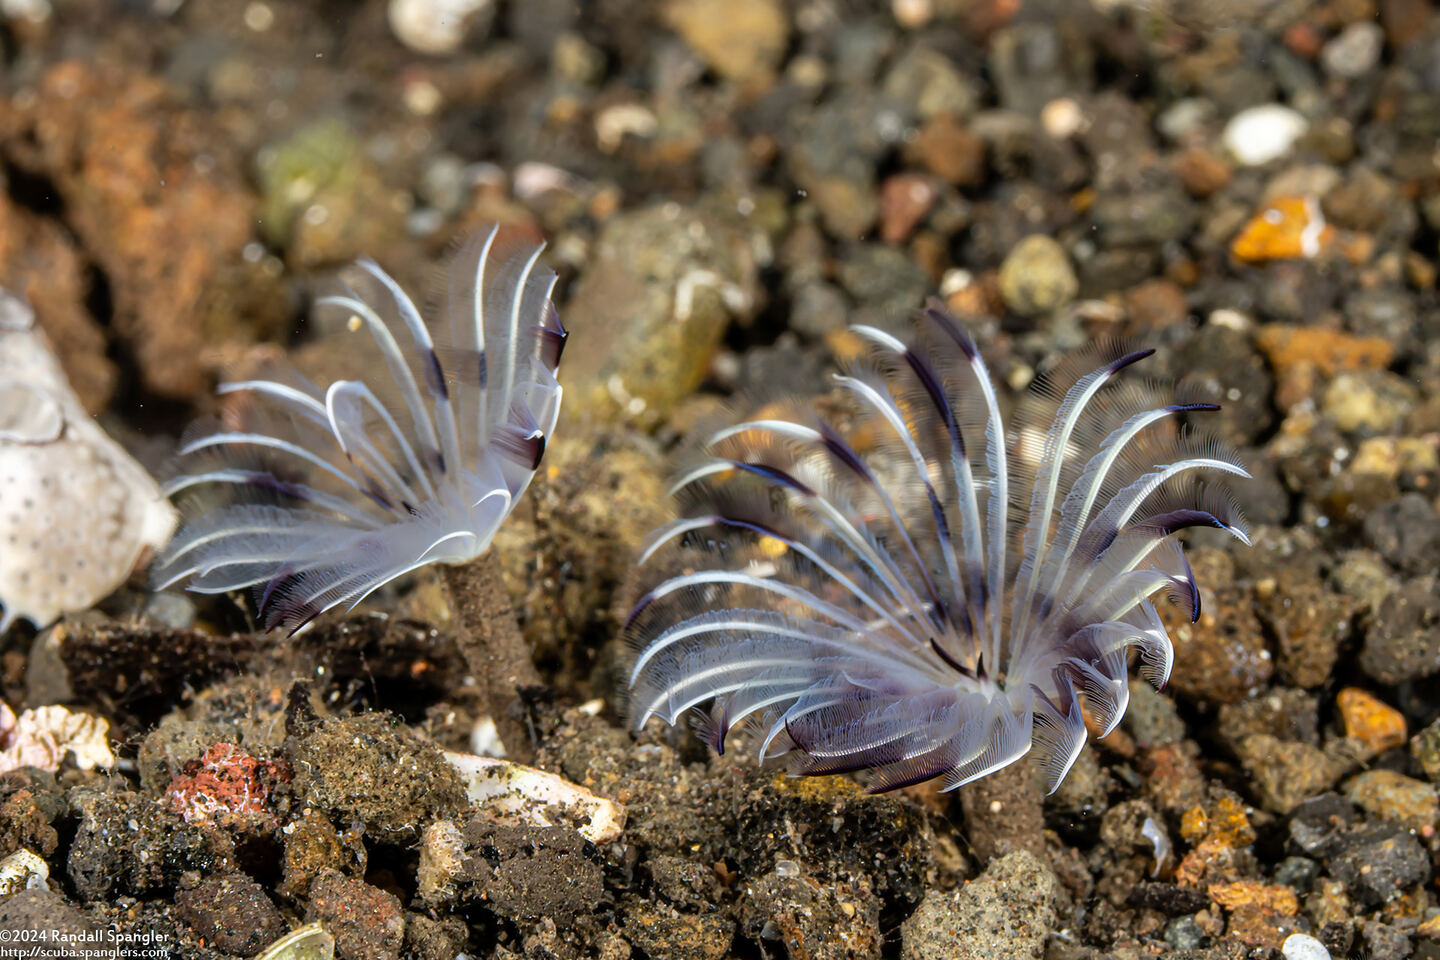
(0, 848), (49, 899)
(444, 750), (626, 844)
(0, 700), (114, 774)
(0, 290), (177, 630)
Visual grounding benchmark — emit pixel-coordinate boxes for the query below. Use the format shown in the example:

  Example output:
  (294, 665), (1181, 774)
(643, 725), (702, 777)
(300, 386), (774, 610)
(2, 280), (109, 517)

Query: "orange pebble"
(1231, 195), (1335, 262)
(1338, 687), (1407, 754)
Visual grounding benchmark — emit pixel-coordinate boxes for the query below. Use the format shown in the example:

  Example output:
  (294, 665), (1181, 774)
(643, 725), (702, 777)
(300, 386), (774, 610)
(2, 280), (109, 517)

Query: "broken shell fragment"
(443, 751), (626, 844)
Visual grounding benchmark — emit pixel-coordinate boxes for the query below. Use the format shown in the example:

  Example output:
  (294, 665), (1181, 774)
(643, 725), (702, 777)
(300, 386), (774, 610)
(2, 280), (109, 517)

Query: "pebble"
(663, 0), (789, 83)
(1321, 22), (1386, 80)
(1282, 933), (1332, 960)
(1361, 576), (1440, 684)
(1336, 688), (1407, 755)
(1231, 195), (1333, 262)
(883, 45), (978, 121)
(901, 851), (1056, 960)
(1223, 104), (1309, 166)
(1410, 719), (1440, 783)
(388, 0), (493, 55)
(910, 113), (987, 187)
(1321, 371), (1418, 434)
(1328, 824), (1430, 907)
(1342, 770), (1438, 833)
(997, 234), (1077, 317)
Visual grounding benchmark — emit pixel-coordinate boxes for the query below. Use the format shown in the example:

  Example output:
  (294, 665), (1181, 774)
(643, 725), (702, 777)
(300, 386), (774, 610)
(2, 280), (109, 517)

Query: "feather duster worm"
(152, 225), (565, 634)
(626, 301), (1249, 794)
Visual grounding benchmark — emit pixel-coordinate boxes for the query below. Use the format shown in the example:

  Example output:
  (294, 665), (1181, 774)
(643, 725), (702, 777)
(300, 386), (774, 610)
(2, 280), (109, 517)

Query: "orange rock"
(1231, 195), (1335, 263)
(1208, 881), (1301, 949)
(1255, 324), (1394, 378)
(1337, 687), (1407, 754)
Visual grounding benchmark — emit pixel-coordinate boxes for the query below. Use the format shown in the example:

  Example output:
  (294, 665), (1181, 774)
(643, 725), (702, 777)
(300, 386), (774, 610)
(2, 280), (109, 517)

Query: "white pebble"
(1222, 104), (1308, 166)
(388, 0), (492, 55)
(1281, 933), (1331, 960)
(1321, 21), (1384, 79)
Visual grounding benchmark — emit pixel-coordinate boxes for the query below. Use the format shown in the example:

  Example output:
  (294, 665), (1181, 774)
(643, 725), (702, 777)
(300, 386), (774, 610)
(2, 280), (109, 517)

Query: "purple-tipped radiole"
(625, 300), (1249, 794)
(153, 225), (565, 634)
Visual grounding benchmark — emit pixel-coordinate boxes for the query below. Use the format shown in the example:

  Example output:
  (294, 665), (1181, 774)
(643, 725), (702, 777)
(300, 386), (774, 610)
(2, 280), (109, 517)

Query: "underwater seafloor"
(2, 0), (1440, 958)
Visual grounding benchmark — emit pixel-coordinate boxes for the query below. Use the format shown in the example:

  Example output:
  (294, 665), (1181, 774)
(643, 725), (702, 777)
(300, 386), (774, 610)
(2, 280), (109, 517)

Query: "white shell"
(0, 290), (177, 631)
(0, 849), (49, 899)
(444, 751), (626, 844)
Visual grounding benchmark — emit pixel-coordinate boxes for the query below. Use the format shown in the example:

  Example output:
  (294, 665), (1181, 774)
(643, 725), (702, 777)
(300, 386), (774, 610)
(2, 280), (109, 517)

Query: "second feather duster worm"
(626, 300), (1249, 794)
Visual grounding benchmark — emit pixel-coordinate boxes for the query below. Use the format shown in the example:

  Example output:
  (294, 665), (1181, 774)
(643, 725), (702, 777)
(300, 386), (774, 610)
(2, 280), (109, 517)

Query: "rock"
(1360, 577), (1440, 684)
(388, 0), (494, 55)
(0, 888), (116, 959)
(561, 204), (755, 426)
(1231, 196), (1334, 262)
(174, 872), (287, 957)
(1321, 371), (1418, 434)
(882, 45), (979, 121)
(1234, 735), (1364, 814)
(256, 116), (405, 269)
(1173, 146), (1233, 197)
(1255, 324), (1393, 379)
(1320, 22), (1385, 79)
(306, 871), (405, 960)
(290, 714), (468, 842)
(624, 906), (733, 960)
(879, 173), (938, 244)
(1208, 880), (1301, 949)
(1327, 824), (1430, 908)
(997, 235), (1077, 317)
(1411, 719), (1440, 783)
(663, 0), (789, 84)
(837, 243), (930, 323)
(988, 22), (1092, 117)
(1362, 494), (1440, 575)
(1161, 549), (1272, 706)
(1336, 688), (1407, 756)
(67, 785), (235, 901)
(1342, 770), (1438, 833)
(1217, 689), (1318, 753)
(1, 60), (255, 401)
(1090, 187), (1197, 248)
(1223, 105), (1308, 166)
(909, 113), (987, 187)
(901, 850), (1056, 960)
(1357, 923), (1411, 960)
(416, 816), (605, 924)
(0, 194), (114, 414)
(1122, 679), (1186, 747)
(741, 871), (882, 960)
(1252, 568), (1350, 689)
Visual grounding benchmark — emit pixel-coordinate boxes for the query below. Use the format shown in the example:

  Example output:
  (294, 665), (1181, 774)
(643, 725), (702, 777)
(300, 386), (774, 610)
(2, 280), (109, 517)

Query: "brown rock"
(663, 0), (789, 84)
(0, 195), (115, 413)
(1343, 770), (1439, 833)
(1161, 549), (1272, 706)
(879, 173), (939, 245)
(1122, 278), (1189, 334)
(1253, 570), (1351, 688)
(910, 113), (987, 188)
(1173, 146), (1232, 198)
(175, 872), (286, 957)
(0, 60), (256, 401)
(306, 871), (405, 960)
